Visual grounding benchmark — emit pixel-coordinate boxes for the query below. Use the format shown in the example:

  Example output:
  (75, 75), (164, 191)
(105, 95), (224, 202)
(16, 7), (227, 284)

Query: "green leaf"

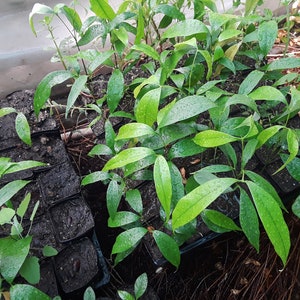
(61, 5), (82, 33)
(90, 0), (116, 21)
(258, 20), (278, 56)
(83, 286), (96, 300)
(15, 113), (31, 146)
(245, 0), (260, 16)
(65, 75), (88, 117)
(153, 230), (180, 268)
(246, 181), (290, 265)
(193, 130), (239, 148)
(201, 209), (241, 233)
(107, 180), (123, 219)
(4, 160), (46, 175)
(281, 154), (300, 181)
(245, 170), (285, 210)
(226, 94), (259, 114)
(199, 50), (213, 80)
(238, 70), (264, 95)
(108, 211), (140, 227)
(0, 107), (16, 117)
(158, 96), (216, 128)
(118, 291), (135, 300)
(0, 236), (32, 283)
(172, 178), (238, 230)
(116, 123), (155, 140)
(134, 273), (148, 300)
(267, 57), (300, 71)
(16, 193), (31, 219)
(209, 12), (236, 31)
(103, 148), (155, 171)
(131, 44), (160, 61)
(241, 139), (258, 170)
(256, 125), (283, 149)
(154, 156), (172, 221)
(88, 50), (114, 74)
(218, 29), (242, 42)
(292, 195), (300, 218)
(126, 189), (143, 215)
(34, 70), (72, 116)
(112, 227), (147, 254)
(42, 245), (58, 257)
(19, 256), (40, 284)
(81, 171), (111, 186)
(135, 88), (161, 127)
(154, 4), (185, 21)
(88, 144), (113, 156)
(78, 24), (105, 46)
(162, 19), (208, 39)
(105, 119), (116, 151)
(239, 188), (260, 252)
(274, 129), (299, 174)
(10, 284), (51, 300)
(0, 208), (15, 225)
(29, 3), (54, 36)
(249, 86), (286, 104)
(107, 69), (124, 113)
(168, 138), (205, 159)
(0, 180), (30, 207)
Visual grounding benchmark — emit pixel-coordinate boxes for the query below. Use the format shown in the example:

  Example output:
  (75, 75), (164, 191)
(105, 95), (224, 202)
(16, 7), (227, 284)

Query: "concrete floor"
(0, 0), (282, 98)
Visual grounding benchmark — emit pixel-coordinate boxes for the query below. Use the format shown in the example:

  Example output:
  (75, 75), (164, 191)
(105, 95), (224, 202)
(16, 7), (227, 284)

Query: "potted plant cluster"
(6, 0), (300, 296)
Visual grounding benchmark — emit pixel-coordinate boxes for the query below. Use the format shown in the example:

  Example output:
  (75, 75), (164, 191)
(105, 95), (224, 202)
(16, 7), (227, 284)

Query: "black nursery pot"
(49, 196), (95, 243)
(54, 236), (109, 295)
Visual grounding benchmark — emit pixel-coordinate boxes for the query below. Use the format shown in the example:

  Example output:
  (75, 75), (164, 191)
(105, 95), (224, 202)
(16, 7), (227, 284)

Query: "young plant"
(118, 273), (148, 300)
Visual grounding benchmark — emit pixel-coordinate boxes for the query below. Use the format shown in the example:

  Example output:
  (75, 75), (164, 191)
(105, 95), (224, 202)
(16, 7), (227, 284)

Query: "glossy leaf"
(0, 180), (30, 207)
(107, 69), (124, 113)
(247, 181), (290, 265)
(281, 154), (300, 181)
(172, 178), (237, 230)
(131, 43), (160, 61)
(105, 119), (116, 151)
(15, 113), (31, 146)
(201, 209), (241, 233)
(256, 125), (283, 149)
(66, 75), (88, 117)
(292, 195), (300, 218)
(219, 29), (242, 42)
(245, 170), (285, 210)
(61, 5), (82, 33)
(118, 291), (135, 300)
(103, 148), (155, 171)
(78, 24), (105, 46)
(29, 3), (54, 36)
(135, 88), (161, 127)
(16, 193), (31, 219)
(126, 189), (143, 215)
(249, 86), (286, 104)
(34, 70), (72, 116)
(0, 208), (15, 225)
(108, 211), (140, 227)
(199, 50), (213, 80)
(193, 130), (239, 148)
(107, 180), (123, 219)
(42, 245), (58, 257)
(239, 188), (260, 252)
(153, 230), (180, 268)
(10, 284), (51, 300)
(83, 286), (96, 300)
(134, 273), (148, 299)
(238, 70), (264, 95)
(154, 156), (172, 220)
(158, 96), (215, 128)
(90, 0), (116, 20)
(88, 144), (113, 157)
(168, 138), (205, 159)
(154, 4), (185, 21)
(258, 20), (278, 56)
(88, 50), (114, 74)
(226, 94), (258, 114)
(267, 57), (300, 71)
(116, 123), (155, 140)
(0, 236), (32, 283)
(241, 139), (258, 170)
(81, 171), (111, 186)
(0, 107), (16, 117)
(4, 160), (46, 175)
(19, 256), (40, 284)
(111, 227), (147, 254)
(162, 19), (208, 39)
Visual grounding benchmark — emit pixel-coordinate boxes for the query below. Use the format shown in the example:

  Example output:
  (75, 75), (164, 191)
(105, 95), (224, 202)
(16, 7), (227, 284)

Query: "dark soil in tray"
(54, 237), (100, 295)
(38, 161), (81, 205)
(50, 196), (94, 243)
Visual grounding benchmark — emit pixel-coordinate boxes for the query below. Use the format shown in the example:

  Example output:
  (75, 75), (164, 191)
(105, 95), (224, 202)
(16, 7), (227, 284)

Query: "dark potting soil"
(50, 196), (94, 243)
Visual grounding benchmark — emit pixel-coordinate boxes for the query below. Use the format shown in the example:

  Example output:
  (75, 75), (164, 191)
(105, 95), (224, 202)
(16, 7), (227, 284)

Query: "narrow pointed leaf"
(247, 181), (290, 265)
(194, 130), (239, 148)
(154, 156), (172, 220)
(238, 70), (264, 95)
(116, 123), (155, 140)
(0, 180), (30, 207)
(107, 69), (124, 113)
(15, 113), (31, 146)
(172, 178), (237, 230)
(153, 230), (180, 268)
(90, 0), (116, 20)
